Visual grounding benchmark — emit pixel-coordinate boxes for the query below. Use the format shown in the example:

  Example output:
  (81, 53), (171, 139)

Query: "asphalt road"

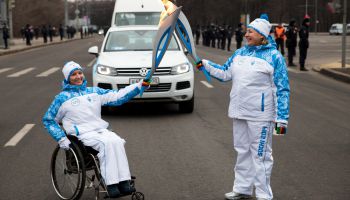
(0, 35), (349, 200)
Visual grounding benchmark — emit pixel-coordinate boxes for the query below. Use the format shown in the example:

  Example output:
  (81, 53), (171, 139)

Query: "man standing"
(24, 24), (31, 46)
(235, 23), (244, 49)
(227, 26), (233, 51)
(59, 24), (64, 41)
(274, 23), (286, 55)
(2, 24), (9, 49)
(286, 20), (298, 66)
(299, 17), (310, 71)
(195, 24), (200, 45)
(41, 25), (48, 43)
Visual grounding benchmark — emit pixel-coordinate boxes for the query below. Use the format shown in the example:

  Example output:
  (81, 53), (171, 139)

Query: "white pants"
(232, 119), (274, 200)
(77, 129), (131, 185)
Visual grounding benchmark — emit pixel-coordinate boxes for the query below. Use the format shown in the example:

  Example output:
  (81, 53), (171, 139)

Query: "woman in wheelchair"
(43, 61), (150, 198)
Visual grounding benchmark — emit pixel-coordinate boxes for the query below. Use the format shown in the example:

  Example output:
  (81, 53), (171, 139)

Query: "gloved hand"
(141, 79), (152, 89)
(196, 60), (203, 71)
(274, 122), (287, 135)
(58, 137), (71, 150)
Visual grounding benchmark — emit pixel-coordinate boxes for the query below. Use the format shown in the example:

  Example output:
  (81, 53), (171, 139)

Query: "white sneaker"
(256, 198), (270, 200)
(224, 191), (252, 200)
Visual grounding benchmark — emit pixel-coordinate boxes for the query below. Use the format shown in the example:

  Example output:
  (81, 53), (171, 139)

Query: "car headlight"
(96, 65), (117, 76)
(171, 63), (190, 75)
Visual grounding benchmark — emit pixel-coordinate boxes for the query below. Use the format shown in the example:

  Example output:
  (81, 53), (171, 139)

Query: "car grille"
(116, 67), (172, 76)
(117, 83), (172, 92)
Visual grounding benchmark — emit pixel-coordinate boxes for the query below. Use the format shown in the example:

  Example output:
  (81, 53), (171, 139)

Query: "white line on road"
(0, 68), (13, 74)
(87, 58), (96, 68)
(201, 80), (214, 88)
(4, 124), (35, 147)
(7, 67), (35, 77)
(36, 67), (60, 77)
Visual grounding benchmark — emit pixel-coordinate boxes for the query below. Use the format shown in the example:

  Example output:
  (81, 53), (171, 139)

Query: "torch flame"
(159, 0), (178, 26)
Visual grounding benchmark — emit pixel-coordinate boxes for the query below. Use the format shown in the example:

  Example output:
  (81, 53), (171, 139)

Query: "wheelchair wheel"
(131, 192), (145, 200)
(50, 142), (86, 200)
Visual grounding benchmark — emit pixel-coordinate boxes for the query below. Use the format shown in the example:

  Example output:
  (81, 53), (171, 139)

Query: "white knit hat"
(247, 14), (271, 38)
(62, 61), (82, 81)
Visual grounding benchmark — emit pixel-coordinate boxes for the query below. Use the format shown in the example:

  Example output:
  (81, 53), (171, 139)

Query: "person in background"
(235, 23), (244, 49)
(274, 23), (286, 55)
(299, 16), (310, 71)
(286, 20), (298, 66)
(2, 23), (9, 49)
(227, 25), (233, 51)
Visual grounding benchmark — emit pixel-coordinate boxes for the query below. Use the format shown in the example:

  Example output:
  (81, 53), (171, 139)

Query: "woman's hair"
(261, 37), (268, 45)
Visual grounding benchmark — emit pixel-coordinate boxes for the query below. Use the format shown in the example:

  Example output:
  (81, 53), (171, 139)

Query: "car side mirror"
(88, 46), (99, 57)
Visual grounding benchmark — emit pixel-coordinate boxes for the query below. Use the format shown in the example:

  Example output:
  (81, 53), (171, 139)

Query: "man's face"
(245, 28), (264, 46)
(69, 70), (84, 85)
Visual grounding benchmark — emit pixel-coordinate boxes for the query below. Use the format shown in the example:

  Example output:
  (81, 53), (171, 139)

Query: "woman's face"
(245, 28), (264, 46)
(69, 70), (84, 85)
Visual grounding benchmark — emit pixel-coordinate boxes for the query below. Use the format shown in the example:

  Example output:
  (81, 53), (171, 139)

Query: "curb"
(0, 37), (93, 57)
(318, 67), (350, 84)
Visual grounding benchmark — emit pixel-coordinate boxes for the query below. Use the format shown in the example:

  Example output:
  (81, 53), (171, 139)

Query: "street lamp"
(341, 0), (347, 68)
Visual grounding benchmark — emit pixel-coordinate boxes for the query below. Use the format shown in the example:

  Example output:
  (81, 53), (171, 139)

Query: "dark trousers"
(299, 47), (308, 69)
(211, 39), (216, 48)
(236, 40), (242, 49)
(195, 35), (200, 45)
(217, 39), (221, 48)
(227, 38), (232, 51)
(221, 38), (226, 50)
(3, 38), (8, 48)
(276, 38), (285, 55)
(26, 36), (31, 45)
(287, 47), (296, 64)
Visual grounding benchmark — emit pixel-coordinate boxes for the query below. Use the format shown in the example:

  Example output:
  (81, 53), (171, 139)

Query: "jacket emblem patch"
(71, 98), (80, 106)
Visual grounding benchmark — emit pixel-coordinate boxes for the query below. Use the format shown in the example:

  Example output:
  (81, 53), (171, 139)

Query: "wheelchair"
(50, 135), (145, 200)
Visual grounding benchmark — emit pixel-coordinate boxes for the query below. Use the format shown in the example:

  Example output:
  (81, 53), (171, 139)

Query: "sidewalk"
(312, 62), (350, 84)
(0, 36), (90, 56)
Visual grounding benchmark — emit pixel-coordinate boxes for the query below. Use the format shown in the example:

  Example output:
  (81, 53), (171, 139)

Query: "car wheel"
(179, 96), (194, 113)
(101, 106), (110, 115)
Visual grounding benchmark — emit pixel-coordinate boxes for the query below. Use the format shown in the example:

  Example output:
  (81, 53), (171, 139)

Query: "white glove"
(58, 137), (71, 150)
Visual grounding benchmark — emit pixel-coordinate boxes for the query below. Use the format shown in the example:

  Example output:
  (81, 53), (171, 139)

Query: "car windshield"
(115, 12), (161, 26)
(104, 30), (180, 51)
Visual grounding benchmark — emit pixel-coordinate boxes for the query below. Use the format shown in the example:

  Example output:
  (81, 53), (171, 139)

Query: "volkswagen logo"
(139, 68), (149, 77)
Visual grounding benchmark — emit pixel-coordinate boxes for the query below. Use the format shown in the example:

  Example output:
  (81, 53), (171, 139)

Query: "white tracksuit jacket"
(202, 38), (290, 200)
(43, 80), (142, 185)
(202, 39), (290, 124)
(43, 80), (142, 141)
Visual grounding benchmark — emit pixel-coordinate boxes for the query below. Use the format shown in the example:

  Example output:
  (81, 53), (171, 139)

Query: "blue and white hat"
(248, 14), (271, 38)
(62, 61), (82, 81)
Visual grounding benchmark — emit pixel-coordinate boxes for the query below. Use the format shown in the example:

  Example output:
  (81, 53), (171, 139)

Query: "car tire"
(179, 96), (194, 113)
(101, 106), (110, 115)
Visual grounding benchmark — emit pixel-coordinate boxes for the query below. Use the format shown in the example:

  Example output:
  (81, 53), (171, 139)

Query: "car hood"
(97, 51), (189, 68)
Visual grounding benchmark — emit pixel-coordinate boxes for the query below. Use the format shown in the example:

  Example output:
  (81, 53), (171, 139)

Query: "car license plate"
(129, 77), (159, 85)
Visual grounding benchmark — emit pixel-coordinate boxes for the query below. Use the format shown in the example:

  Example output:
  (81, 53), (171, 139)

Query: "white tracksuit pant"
(77, 129), (131, 185)
(232, 119), (274, 200)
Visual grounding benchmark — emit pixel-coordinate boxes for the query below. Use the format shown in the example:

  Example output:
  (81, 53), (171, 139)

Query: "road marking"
(0, 68), (13, 74)
(87, 58), (96, 68)
(201, 80), (214, 88)
(7, 67), (35, 77)
(36, 67), (60, 77)
(4, 124), (35, 147)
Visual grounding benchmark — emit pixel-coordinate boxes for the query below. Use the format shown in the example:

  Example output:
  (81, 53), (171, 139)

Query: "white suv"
(88, 26), (194, 113)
